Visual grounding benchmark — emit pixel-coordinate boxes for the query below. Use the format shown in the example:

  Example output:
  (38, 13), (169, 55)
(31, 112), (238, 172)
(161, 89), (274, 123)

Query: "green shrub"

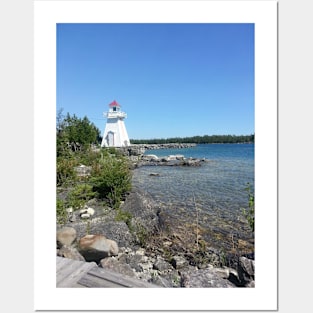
(56, 157), (78, 187)
(57, 198), (67, 225)
(67, 184), (96, 210)
(90, 155), (131, 209)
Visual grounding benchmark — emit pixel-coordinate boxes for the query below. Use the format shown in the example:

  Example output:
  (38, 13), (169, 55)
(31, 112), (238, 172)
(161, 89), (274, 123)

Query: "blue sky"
(57, 23), (254, 140)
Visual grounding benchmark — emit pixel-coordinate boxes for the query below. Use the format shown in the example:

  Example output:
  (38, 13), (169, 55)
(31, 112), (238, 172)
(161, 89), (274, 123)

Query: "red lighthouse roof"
(109, 100), (120, 107)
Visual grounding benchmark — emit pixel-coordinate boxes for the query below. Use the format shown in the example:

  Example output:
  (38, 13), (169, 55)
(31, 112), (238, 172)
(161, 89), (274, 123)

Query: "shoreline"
(56, 144), (255, 287)
(57, 187), (255, 288)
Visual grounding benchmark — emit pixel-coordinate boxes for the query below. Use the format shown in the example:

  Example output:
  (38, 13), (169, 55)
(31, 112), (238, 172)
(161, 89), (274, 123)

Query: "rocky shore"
(115, 144), (209, 168)
(116, 143), (197, 158)
(57, 187), (255, 288)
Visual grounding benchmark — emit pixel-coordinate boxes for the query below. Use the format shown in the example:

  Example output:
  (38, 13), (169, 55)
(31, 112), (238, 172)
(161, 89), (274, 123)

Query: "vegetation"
(67, 184), (96, 209)
(90, 153), (132, 209)
(56, 198), (68, 225)
(56, 110), (132, 222)
(130, 134), (254, 145)
(242, 183), (255, 233)
(57, 109), (101, 154)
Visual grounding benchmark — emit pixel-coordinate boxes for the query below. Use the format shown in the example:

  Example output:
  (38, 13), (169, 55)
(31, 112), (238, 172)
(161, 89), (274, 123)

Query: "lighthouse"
(101, 100), (130, 147)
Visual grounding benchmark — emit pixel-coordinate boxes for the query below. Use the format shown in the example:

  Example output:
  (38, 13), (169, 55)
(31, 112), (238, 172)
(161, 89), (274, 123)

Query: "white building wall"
(101, 117), (130, 147)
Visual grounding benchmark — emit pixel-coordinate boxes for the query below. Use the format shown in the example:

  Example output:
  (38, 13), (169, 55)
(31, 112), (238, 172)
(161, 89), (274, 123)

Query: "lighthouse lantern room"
(101, 100), (130, 147)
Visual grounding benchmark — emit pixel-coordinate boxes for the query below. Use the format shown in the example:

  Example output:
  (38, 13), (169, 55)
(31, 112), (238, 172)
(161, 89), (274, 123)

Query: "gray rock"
(57, 246), (85, 261)
(100, 257), (135, 277)
(57, 227), (77, 247)
(239, 256), (255, 276)
(180, 267), (236, 288)
(150, 275), (174, 288)
(237, 256), (255, 285)
(126, 253), (147, 272)
(153, 256), (174, 272)
(171, 255), (189, 269)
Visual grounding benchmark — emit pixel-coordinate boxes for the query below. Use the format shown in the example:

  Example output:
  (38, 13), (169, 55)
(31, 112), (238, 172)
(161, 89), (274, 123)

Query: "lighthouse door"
(107, 131), (115, 146)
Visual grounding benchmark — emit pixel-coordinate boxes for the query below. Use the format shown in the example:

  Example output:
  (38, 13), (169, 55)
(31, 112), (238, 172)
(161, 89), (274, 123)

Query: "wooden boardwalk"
(56, 257), (161, 288)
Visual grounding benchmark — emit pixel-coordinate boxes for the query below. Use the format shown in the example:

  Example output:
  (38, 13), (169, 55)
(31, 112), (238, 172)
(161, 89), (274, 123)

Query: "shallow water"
(132, 144), (255, 252)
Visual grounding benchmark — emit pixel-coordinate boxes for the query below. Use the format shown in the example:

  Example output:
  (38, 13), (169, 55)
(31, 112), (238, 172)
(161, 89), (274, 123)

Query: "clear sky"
(56, 23), (254, 140)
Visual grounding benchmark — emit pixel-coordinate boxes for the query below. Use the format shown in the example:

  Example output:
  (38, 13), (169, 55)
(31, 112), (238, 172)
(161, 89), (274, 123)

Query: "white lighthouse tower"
(101, 100), (130, 147)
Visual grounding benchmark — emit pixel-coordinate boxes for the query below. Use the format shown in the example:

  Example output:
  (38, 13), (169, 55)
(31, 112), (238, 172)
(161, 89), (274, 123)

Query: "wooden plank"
(78, 273), (129, 288)
(56, 257), (97, 288)
(57, 256), (162, 288)
(78, 267), (161, 288)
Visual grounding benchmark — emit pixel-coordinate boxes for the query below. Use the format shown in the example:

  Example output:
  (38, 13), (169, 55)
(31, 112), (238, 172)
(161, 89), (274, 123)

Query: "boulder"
(57, 246), (85, 261)
(237, 256), (255, 285)
(78, 234), (119, 263)
(57, 227), (77, 247)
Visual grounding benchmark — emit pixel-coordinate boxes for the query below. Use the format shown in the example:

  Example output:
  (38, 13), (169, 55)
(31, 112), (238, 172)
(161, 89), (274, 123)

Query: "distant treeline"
(130, 134), (254, 145)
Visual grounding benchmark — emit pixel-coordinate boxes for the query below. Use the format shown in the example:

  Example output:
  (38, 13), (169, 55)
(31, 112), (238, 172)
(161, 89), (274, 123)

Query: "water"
(132, 143), (255, 252)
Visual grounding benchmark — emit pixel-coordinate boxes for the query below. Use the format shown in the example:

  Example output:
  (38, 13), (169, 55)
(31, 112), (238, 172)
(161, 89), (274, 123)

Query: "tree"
(57, 111), (101, 153)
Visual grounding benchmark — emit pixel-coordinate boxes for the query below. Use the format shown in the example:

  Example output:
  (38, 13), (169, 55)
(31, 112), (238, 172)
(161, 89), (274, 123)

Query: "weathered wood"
(57, 257), (97, 288)
(78, 267), (160, 288)
(56, 257), (161, 288)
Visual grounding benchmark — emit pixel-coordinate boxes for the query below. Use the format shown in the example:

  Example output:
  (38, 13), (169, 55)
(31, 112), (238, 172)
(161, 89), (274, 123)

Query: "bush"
(90, 154), (132, 209)
(56, 157), (78, 186)
(67, 184), (96, 210)
(57, 198), (67, 225)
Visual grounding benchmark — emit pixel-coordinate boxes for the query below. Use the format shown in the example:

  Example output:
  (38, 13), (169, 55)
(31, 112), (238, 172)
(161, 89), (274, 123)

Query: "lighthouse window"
(113, 107), (117, 112)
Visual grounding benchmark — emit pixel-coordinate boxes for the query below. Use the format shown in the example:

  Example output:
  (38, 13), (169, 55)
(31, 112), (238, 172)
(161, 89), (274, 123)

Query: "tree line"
(130, 134), (254, 145)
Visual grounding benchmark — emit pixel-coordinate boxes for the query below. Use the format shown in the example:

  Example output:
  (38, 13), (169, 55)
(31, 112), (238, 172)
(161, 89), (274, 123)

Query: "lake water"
(132, 143), (255, 252)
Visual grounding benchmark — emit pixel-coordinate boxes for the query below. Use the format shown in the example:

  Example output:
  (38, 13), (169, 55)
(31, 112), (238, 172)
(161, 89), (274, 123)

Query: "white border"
(34, 1), (277, 311)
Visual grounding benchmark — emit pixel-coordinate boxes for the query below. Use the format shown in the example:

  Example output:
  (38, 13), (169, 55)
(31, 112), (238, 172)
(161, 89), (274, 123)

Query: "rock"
(80, 213), (90, 219)
(171, 255), (189, 270)
(126, 253), (148, 272)
(175, 154), (185, 160)
(150, 275), (173, 288)
(57, 227), (77, 247)
(180, 267), (236, 288)
(237, 256), (255, 285)
(57, 246), (85, 261)
(139, 261), (153, 272)
(167, 155), (178, 160)
(66, 207), (73, 214)
(120, 187), (160, 235)
(143, 154), (159, 161)
(181, 159), (202, 166)
(95, 221), (135, 248)
(79, 206), (95, 218)
(239, 256), (254, 276)
(159, 269), (182, 287)
(74, 164), (91, 177)
(153, 256), (174, 272)
(100, 257), (136, 277)
(78, 234), (119, 263)
(135, 248), (146, 256)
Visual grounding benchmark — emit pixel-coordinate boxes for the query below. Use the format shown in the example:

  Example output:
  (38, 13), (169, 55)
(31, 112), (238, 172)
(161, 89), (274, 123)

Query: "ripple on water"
(132, 160), (254, 253)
